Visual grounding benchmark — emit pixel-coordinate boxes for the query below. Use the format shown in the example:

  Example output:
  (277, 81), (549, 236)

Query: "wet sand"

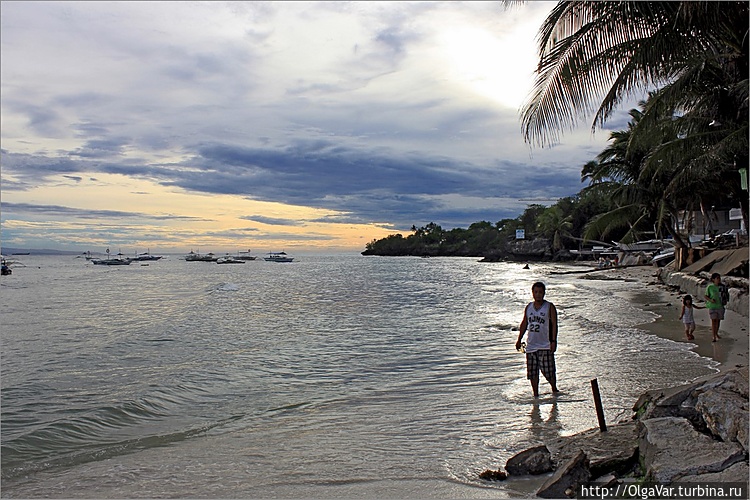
(582, 265), (749, 373)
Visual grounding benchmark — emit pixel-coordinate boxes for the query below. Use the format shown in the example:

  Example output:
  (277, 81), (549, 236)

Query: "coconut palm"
(521, 1), (748, 147)
(521, 1), (749, 230)
(536, 206), (573, 252)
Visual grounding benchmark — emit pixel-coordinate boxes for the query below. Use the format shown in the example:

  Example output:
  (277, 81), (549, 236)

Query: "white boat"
(264, 252), (294, 263)
(185, 251), (218, 262)
(131, 249), (163, 261)
(216, 255), (245, 264)
(651, 248), (676, 267)
(615, 239), (674, 252)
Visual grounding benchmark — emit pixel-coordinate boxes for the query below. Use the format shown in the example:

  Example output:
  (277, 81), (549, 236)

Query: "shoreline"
(579, 264), (749, 373)
(491, 264), (749, 495)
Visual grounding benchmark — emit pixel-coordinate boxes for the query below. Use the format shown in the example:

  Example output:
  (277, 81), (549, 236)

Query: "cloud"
(1, 1), (620, 251)
(2, 202), (207, 222)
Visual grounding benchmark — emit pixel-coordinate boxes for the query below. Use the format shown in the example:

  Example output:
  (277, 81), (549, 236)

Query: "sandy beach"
(580, 264), (749, 373)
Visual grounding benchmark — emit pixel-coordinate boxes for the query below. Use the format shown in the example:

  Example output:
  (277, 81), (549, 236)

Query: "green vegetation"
(361, 197), (610, 258)
(364, 1), (748, 259)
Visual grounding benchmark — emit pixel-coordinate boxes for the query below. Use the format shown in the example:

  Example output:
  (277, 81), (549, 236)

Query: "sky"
(1, 1), (633, 254)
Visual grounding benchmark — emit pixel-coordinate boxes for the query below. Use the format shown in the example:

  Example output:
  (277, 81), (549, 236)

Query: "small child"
(679, 295), (703, 341)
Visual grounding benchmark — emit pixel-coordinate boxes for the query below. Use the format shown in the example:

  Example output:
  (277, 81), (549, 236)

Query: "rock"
(695, 388), (749, 451)
(478, 469), (507, 481)
(537, 450), (591, 499)
(675, 461), (750, 483)
(505, 445), (553, 475)
(589, 473), (619, 488)
(638, 417), (746, 482)
(546, 422), (639, 477)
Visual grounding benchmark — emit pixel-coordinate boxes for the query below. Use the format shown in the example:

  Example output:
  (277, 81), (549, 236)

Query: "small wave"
(216, 282), (239, 292)
(1, 419), (228, 482)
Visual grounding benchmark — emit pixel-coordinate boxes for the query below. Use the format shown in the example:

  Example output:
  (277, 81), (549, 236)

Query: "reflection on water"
(1, 255), (718, 498)
(530, 400), (562, 442)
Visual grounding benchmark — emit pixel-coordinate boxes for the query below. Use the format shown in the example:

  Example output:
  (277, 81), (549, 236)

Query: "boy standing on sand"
(516, 282), (559, 397)
(705, 273), (724, 342)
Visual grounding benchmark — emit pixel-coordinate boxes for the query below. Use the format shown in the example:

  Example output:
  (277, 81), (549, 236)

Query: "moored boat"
(216, 255), (245, 264)
(264, 251), (294, 263)
(91, 257), (132, 265)
(236, 249), (257, 261)
(185, 251), (218, 262)
(1, 256), (11, 275)
(91, 249), (132, 265)
(132, 249), (163, 261)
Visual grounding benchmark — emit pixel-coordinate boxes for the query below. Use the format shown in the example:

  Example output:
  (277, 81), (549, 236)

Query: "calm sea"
(1, 254), (717, 498)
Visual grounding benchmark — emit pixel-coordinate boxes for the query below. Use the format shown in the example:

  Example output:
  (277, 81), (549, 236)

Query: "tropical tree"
(521, 1), (749, 232)
(536, 206), (572, 252)
(521, 1), (748, 147)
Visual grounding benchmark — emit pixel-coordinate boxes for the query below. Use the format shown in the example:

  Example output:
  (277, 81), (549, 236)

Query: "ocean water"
(0, 254), (718, 498)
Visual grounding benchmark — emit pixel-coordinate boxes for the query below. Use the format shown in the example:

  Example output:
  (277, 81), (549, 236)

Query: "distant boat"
(185, 251), (218, 262)
(91, 248), (132, 265)
(1, 256), (11, 275)
(264, 251), (294, 263)
(216, 255), (245, 264)
(131, 249), (163, 261)
(236, 249), (257, 261)
(92, 257), (131, 266)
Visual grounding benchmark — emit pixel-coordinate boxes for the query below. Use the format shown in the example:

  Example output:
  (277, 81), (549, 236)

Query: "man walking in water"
(516, 282), (559, 397)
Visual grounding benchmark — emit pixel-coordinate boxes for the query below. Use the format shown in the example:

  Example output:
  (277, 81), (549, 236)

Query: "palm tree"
(521, 1), (748, 229)
(579, 102), (687, 247)
(536, 206), (572, 252)
(521, 1), (747, 145)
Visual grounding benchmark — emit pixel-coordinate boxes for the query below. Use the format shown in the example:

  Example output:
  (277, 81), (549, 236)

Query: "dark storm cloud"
(1, 137), (587, 230)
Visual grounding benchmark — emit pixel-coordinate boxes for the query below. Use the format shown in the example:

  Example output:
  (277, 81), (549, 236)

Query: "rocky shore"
(481, 264), (749, 498)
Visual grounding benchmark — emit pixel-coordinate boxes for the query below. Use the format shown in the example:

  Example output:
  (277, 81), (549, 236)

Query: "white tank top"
(682, 306), (695, 324)
(525, 301), (551, 353)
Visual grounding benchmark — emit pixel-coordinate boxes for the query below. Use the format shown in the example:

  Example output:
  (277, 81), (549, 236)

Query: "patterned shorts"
(526, 349), (556, 381)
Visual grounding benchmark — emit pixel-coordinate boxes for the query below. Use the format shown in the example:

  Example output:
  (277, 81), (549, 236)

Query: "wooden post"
(591, 378), (607, 432)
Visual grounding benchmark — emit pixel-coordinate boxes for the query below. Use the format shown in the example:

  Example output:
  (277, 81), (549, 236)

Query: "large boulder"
(638, 417), (746, 482)
(546, 422), (639, 478)
(537, 450), (591, 499)
(694, 388), (749, 452)
(675, 461), (750, 483)
(505, 445), (553, 475)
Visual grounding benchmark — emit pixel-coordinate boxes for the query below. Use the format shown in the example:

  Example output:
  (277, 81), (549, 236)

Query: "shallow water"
(1, 254), (717, 498)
